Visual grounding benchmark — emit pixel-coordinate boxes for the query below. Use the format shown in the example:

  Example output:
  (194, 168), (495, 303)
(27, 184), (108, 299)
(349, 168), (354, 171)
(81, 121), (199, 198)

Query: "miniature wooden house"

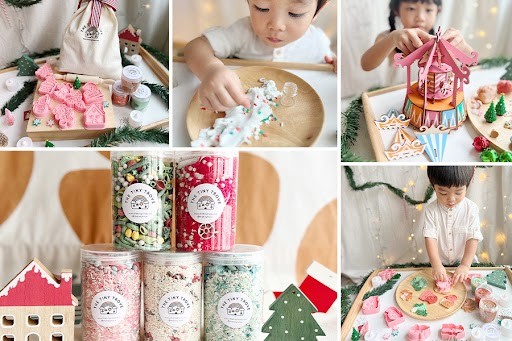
(394, 28), (478, 130)
(119, 24), (142, 55)
(0, 259), (77, 341)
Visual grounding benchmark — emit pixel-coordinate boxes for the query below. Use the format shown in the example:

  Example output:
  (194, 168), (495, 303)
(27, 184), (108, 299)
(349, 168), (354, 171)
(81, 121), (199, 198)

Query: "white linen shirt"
(203, 17), (332, 63)
(422, 197), (483, 265)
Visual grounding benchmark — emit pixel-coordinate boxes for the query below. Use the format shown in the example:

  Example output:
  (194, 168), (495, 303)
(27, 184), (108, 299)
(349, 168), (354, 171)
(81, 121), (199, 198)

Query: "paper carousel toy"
(394, 28), (479, 130)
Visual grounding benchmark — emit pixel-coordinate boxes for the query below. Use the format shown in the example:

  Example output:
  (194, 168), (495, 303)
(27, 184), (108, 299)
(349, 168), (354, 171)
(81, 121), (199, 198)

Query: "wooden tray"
(186, 66), (324, 147)
(467, 86), (512, 152)
(395, 269), (466, 320)
(26, 78), (115, 141)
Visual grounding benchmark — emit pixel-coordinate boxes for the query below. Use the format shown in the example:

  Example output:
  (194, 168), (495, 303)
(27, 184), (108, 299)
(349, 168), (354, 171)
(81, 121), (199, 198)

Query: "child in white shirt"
(184, 0), (336, 111)
(423, 166), (483, 284)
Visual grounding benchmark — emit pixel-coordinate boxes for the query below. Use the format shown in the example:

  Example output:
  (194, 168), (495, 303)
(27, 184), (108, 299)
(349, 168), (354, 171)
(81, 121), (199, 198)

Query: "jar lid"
(122, 65), (143, 82)
(204, 244), (264, 265)
(144, 250), (202, 265)
(81, 244), (141, 262)
(110, 150), (173, 160)
(112, 80), (129, 95)
(176, 150), (239, 168)
(132, 84), (151, 100)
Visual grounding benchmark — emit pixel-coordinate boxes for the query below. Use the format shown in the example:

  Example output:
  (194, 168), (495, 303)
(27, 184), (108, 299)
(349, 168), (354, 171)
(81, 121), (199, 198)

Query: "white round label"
(91, 291), (128, 327)
(158, 291), (194, 327)
(187, 184), (226, 224)
(122, 183), (158, 223)
(217, 292), (253, 329)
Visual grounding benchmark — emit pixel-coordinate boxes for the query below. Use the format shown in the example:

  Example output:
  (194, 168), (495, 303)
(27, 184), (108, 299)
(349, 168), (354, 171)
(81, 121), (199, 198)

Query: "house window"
(27, 315), (39, 326)
(1, 315), (14, 327)
(2, 335), (15, 341)
(26, 334), (39, 341)
(51, 315), (64, 326)
(51, 333), (63, 341)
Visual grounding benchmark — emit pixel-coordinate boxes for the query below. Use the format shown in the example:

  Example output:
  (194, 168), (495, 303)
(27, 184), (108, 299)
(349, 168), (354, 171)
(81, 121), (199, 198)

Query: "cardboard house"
(119, 24), (142, 55)
(0, 259), (77, 341)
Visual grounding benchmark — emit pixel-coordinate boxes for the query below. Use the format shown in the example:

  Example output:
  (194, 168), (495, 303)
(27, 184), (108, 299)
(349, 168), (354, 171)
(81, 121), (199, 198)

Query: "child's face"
(433, 185), (466, 209)
(248, 0), (318, 48)
(397, 1), (439, 32)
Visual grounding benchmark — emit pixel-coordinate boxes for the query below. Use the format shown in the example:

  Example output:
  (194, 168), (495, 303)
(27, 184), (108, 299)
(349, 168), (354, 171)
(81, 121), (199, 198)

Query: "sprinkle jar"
(474, 283), (493, 305)
(112, 80), (130, 106)
(130, 84), (151, 111)
(121, 65), (143, 93)
(479, 297), (498, 323)
(111, 151), (174, 251)
(175, 151), (238, 251)
(143, 251), (203, 341)
(204, 244), (264, 341)
(81, 244), (142, 341)
(280, 81), (298, 107)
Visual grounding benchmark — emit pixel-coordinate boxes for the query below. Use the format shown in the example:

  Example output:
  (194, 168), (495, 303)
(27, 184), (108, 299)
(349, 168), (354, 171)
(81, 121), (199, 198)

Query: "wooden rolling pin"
(54, 73), (116, 85)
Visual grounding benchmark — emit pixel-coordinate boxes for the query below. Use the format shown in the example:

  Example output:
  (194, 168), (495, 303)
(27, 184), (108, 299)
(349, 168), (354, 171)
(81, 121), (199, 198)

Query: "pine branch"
(340, 96), (362, 156)
(142, 81), (169, 107)
(5, 0), (42, 8)
(1, 80), (37, 115)
(88, 126), (169, 147)
(142, 43), (169, 69)
(344, 166), (434, 205)
(121, 51), (133, 67)
(341, 150), (370, 162)
(362, 273), (401, 300)
(478, 57), (511, 69)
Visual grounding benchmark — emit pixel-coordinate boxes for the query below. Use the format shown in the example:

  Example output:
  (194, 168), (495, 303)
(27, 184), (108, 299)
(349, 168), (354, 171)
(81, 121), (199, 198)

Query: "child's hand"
(432, 264), (448, 281)
(453, 264), (470, 284)
(391, 28), (433, 55)
(198, 64), (250, 111)
(442, 28), (470, 52)
(325, 55), (337, 73)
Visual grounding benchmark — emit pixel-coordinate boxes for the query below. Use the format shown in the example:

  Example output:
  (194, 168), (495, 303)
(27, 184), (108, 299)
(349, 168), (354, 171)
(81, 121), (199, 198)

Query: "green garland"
(142, 81), (169, 107)
(142, 43), (169, 69)
(362, 273), (401, 300)
(1, 80), (37, 115)
(478, 57), (511, 69)
(502, 58), (512, 80)
(344, 166), (434, 205)
(5, 0), (42, 8)
(341, 261), (499, 326)
(88, 125), (169, 147)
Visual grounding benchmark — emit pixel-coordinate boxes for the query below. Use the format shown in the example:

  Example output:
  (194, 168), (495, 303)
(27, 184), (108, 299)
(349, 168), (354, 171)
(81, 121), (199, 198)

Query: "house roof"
(119, 24), (142, 43)
(0, 258), (77, 307)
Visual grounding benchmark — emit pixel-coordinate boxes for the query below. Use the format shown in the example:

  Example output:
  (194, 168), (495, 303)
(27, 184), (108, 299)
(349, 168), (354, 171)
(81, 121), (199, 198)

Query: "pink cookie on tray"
(35, 63), (53, 80)
(53, 104), (74, 129)
(379, 269), (397, 281)
(65, 90), (86, 112)
(362, 296), (380, 315)
(419, 290), (438, 304)
(32, 94), (51, 118)
(435, 277), (453, 293)
(440, 324), (464, 340)
(52, 83), (73, 103)
(408, 325), (431, 341)
(81, 82), (104, 105)
(38, 76), (57, 95)
(384, 307), (405, 328)
(84, 103), (106, 130)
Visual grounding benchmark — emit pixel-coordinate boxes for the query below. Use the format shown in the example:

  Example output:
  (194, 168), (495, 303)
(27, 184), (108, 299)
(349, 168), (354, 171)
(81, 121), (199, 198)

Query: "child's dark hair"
(316, 0), (329, 15)
(389, 0), (442, 34)
(427, 166), (474, 188)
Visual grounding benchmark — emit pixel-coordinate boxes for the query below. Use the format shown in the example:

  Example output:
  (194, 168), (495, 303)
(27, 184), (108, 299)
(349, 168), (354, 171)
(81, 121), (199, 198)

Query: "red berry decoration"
(473, 136), (490, 152)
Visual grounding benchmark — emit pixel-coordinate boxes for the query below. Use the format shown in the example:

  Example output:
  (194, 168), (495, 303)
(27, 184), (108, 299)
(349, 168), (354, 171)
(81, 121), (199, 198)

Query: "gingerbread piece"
(477, 85), (497, 104)
(400, 289), (413, 301)
(419, 290), (438, 304)
(440, 295), (457, 309)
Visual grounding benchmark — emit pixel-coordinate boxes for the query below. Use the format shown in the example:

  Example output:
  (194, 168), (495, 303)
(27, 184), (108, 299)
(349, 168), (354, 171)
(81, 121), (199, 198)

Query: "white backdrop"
(341, 0), (512, 98)
(0, 0), (169, 68)
(340, 166), (512, 283)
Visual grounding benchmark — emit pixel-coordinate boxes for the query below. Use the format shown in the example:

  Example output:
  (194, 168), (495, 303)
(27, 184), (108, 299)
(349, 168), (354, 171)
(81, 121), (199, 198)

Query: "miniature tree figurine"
(17, 54), (39, 76)
(485, 102), (497, 123)
(351, 328), (361, 341)
(496, 94), (507, 116)
(45, 140), (55, 147)
(73, 76), (82, 90)
(262, 284), (325, 340)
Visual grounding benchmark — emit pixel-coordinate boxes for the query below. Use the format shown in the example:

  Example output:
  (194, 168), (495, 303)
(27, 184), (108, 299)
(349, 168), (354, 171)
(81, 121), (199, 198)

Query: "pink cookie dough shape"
(497, 80), (512, 94)
(38, 76), (57, 95)
(435, 278), (453, 293)
(419, 290), (438, 304)
(362, 296), (380, 315)
(440, 324), (465, 340)
(32, 94), (51, 118)
(384, 307), (405, 328)
(53, 104), (74, 129)
(82, 82), (104, 105)
(357, 322), (369, 337)
(52, 83), (72, 103)
(35, 63), (53, 80)
(379, 269), (397, 281)
(84, 103), (106, 130)
(65, 90), (86, 112)
(408, 325), (431, 341)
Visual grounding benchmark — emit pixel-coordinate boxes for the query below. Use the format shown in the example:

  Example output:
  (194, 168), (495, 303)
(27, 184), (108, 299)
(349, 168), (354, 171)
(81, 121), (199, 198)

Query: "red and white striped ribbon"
(79, 0), (118, 28)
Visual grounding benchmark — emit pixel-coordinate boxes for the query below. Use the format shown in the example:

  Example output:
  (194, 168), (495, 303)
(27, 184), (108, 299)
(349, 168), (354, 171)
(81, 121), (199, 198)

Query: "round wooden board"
(395, 269), (467, 321)
(467, 86), (512, 152)
(186, 66), (324, 147)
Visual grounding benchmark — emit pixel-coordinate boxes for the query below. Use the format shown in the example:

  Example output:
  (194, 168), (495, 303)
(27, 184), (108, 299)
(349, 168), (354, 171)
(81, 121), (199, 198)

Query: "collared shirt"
(203, 17), (332, 63)
(423, 197), (483, 265)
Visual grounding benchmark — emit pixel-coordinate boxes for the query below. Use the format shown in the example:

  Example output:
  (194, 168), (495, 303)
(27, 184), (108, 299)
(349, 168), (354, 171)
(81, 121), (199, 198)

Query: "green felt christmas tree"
(485, 102), (497, 123)
(496, 94), (507, 116)
(486, 270), (507, 289)
(262, 284), (325, 340)
(17, 55), (39, 76)
(44, 140), (55, 148)
(351, 328), (361, 341)
(73, 76), (82, 90)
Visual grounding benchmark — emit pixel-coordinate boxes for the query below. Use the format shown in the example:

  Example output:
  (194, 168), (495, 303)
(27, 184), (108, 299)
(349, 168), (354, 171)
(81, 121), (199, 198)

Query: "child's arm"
(184, 36), (250, 111)
(453, 239), (478, 284)
(425, 237), (449, 281)
(442, 28), (474, 56)
(361, 29), (433, 71)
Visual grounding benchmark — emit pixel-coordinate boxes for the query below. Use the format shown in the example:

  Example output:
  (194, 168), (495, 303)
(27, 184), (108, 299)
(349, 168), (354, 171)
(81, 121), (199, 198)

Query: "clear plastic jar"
(479, 297), (498, 323)
(143, 251), (203, 341)
(81, 244), (142, 341)
(130, 84), (151, 111)
(112, 80), (130, 106)
(203, 244), (264, 341)
(475, 283), (493, 305)
(121, 65), (143, 93)
(111, 151), (174, 251)
(175, 150), (238, 251)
